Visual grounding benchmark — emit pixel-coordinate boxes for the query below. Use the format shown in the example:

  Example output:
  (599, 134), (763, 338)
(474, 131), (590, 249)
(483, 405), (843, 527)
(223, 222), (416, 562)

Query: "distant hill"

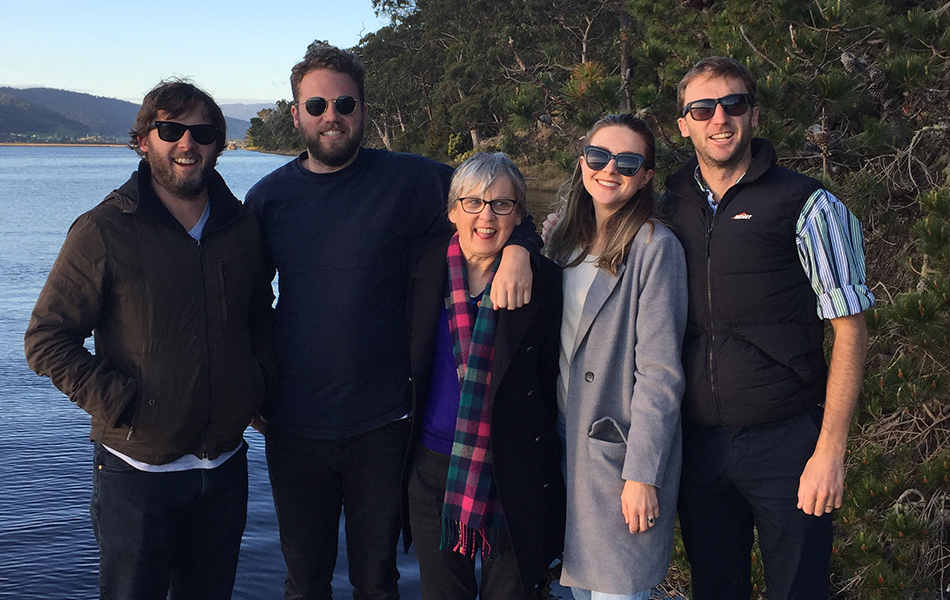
(224, 117), (250, 139)
(0, 87), (250, 141)
(0, 87), (138, 138)
(0, 94), (91, 140)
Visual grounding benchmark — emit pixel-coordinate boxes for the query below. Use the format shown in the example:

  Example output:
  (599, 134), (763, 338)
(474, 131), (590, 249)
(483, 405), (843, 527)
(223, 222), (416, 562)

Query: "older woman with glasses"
(401, 152), (565, 600)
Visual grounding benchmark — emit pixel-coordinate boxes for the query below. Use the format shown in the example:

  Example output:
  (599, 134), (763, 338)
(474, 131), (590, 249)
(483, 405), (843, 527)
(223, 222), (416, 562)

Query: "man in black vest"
(661, 57), (874, 599)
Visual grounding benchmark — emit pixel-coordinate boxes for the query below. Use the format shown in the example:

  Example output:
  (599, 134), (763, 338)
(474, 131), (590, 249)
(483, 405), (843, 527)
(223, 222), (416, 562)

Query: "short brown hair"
(290, 44), (366, 103)
(677, 56), (757, 113)
(128, 79), (227, 158)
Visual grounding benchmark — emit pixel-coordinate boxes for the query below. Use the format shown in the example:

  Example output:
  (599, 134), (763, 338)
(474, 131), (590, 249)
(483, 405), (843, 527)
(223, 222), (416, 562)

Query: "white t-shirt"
(557, 250), (600, 416)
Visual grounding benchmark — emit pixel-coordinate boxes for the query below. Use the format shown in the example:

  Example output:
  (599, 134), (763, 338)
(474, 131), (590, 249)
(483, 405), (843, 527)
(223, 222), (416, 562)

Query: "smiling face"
(448, 176), (522, 265)
(291, 68), (366, 173)
(677, 73), (759, 174)
(580, 125), (655, 223)
(138, 106), (217, 202)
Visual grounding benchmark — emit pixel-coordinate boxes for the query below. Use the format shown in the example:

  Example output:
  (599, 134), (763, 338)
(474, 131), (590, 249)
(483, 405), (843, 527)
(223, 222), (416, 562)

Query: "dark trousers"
(407, 445), (526, 600)
(677, 408), (833, 600)
(266, 419), (410, 600)
(91, 441), (248, 600)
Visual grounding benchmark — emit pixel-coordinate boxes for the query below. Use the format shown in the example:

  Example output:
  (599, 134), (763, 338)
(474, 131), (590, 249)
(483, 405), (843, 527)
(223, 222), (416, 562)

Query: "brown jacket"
(25, 162), (276, 464)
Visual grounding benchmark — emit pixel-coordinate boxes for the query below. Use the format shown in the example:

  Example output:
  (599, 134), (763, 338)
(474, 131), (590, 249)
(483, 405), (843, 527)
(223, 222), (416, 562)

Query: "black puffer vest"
(662, 139), (827, 427)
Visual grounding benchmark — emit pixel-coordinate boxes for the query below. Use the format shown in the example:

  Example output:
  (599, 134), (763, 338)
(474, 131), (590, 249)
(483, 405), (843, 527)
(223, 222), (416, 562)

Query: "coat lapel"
(488, 299), (538, 401)
(571, 261), (625, 361)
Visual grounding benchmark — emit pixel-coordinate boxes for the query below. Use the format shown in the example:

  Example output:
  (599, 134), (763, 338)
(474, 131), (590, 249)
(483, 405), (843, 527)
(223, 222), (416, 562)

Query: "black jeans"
(677, 408), (833, 600)
(266, 419), (410, 600)
(91, 441), (248, 600)
(407, 445), (525, 600)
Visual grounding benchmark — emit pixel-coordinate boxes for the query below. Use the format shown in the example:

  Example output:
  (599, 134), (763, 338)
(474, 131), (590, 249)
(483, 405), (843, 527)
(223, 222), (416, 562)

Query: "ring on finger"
(647, 516), (656, 525)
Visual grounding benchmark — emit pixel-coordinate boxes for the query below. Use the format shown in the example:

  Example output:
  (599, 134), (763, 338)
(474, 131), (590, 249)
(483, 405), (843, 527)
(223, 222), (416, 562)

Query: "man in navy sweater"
(246, 45), (538, 600)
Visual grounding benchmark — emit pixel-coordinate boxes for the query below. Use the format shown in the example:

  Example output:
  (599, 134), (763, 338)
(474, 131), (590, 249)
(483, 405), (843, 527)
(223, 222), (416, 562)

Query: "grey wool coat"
(559, 221), (687, 594)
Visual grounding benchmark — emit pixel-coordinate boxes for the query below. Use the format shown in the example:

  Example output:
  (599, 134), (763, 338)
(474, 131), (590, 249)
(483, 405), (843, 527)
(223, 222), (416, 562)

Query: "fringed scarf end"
(440, 519), (501, 560)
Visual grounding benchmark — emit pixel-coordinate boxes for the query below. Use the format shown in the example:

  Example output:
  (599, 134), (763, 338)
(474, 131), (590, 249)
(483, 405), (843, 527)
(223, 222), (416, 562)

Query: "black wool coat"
(401, 232), (565, 595)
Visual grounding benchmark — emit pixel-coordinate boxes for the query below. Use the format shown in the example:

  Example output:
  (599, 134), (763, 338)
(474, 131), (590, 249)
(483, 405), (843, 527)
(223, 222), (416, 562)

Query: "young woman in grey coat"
(545, 115), (687, 600)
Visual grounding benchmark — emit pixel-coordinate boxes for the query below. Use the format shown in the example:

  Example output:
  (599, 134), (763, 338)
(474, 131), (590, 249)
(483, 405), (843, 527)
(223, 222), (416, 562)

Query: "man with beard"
(25, 79), (276, 600)
(245, 45), (540, 600)
(659, 56), (873, 599)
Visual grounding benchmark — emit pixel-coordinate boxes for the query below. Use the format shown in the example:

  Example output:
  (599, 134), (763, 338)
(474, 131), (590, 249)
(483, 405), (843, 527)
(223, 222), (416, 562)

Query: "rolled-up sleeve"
(796, 189), (875, 319)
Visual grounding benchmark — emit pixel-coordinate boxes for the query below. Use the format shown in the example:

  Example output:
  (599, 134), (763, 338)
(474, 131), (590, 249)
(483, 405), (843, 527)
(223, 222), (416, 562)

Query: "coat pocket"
(588, 416), (627, 444)
(586, 416), (627, 482)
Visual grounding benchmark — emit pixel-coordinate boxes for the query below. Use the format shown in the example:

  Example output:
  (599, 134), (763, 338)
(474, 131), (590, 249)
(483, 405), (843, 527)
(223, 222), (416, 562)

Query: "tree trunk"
(618, 3), (632, 112)
(470, 128), (481, 149)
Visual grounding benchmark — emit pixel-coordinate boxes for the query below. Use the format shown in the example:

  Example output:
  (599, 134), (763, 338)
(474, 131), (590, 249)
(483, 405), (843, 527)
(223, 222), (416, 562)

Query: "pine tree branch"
(738, 26), (780, 70)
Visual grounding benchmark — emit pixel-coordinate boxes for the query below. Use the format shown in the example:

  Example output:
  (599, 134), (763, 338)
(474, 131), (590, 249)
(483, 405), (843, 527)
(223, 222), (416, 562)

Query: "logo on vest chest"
(731, 212), (753, 220)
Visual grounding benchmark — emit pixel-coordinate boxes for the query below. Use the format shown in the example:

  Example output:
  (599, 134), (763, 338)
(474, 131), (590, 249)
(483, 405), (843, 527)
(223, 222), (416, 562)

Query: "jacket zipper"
(196, 238), (212, 459)
(704, 208), (725, 426)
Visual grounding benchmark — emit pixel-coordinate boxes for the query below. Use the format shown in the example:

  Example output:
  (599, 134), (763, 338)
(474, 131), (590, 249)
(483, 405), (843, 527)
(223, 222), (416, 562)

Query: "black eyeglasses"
(300, 95), (360, 117)
(150, 121), (219, 145)
(583, 145), (645, 177)
(458, 197), (517, 216)
(681, 93), (752, 121)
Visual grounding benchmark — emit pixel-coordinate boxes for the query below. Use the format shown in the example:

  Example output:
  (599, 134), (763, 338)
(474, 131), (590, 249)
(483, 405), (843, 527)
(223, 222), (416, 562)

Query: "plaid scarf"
(441, 232), (505, 560)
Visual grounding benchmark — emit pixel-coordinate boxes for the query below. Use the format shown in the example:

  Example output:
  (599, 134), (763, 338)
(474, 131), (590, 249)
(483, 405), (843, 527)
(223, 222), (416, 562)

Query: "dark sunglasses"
(301, 95), (360, 117)
(150, 121), (219, 145)
(458, 197), (517, 216)
(583, 145), (645, 177)
(681, 93), (752, 121)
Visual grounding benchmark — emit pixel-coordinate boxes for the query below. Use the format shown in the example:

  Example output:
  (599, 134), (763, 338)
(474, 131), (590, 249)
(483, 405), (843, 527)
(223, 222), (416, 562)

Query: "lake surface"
(0, 146), (424, 600)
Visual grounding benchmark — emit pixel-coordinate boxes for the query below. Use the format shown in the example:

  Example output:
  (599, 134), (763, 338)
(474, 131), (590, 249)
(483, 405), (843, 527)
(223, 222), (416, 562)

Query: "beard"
(148, 151), (216, 201)
(696, 128), (754, 171)
(301, 119), (364, 169)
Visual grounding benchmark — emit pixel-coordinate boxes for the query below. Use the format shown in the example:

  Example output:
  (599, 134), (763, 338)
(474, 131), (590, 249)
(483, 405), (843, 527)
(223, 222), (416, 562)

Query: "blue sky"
(1, 1), (390, 104)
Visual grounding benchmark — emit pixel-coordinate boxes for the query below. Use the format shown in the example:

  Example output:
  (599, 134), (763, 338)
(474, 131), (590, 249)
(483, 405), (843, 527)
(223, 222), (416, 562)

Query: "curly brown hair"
(290, 44), (366, 104)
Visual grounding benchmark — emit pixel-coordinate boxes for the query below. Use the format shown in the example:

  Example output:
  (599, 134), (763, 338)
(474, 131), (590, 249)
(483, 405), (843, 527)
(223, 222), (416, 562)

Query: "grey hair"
(447, 152), (528, 217)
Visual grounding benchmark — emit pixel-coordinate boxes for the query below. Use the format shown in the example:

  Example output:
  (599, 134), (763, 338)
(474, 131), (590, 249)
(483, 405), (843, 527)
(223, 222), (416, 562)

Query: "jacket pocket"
(217, 259), (228, 325)
(586, 416), (627, 481)
(732, 323), (823, 383)
(588, 416), (626, 444)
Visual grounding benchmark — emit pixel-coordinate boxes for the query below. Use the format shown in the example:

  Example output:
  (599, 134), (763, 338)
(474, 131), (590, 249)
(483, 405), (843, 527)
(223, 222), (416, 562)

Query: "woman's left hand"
(491, 245), (532, 309)
(621, 480), (659, 534)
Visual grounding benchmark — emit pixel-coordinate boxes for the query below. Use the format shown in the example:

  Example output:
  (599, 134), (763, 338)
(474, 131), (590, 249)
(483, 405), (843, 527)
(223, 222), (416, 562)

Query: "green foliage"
(505, 87), (543, 133)
(245, 101), (300, 153)
(851, 187), (950, 599)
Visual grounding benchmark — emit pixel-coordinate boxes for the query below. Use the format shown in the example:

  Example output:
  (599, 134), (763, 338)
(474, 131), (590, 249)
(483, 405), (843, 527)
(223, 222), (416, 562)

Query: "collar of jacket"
(408, 231), (541, 402)
(111, 160), (243, 235)
(664, 137), (778, 206)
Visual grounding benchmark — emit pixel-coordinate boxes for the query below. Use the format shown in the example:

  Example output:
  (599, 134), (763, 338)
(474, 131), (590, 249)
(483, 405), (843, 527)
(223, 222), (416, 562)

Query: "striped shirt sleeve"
(795, 189), (875, 319)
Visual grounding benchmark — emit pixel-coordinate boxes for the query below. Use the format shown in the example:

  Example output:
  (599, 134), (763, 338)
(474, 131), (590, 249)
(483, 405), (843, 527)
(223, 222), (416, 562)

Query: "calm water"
(0, 146), (435, 600)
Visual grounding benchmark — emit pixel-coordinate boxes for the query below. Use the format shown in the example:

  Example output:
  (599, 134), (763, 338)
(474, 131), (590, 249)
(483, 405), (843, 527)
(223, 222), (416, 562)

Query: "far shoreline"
(0, 142), (569, 192)
(0, 142), (125, 147)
